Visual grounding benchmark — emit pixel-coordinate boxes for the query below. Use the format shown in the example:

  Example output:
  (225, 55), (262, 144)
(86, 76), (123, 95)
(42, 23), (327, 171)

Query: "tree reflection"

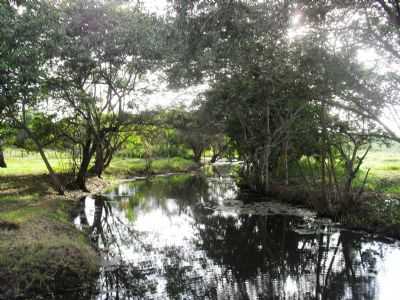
(75, 174), (387, 300)
(76, 195), (157, 299)
(193, 211), (381, 300)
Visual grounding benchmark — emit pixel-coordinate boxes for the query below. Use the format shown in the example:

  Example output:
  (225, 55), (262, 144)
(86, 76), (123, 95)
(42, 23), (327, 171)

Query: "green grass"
(361, 150), (400, 194)
(0, 221), (98, 299)
(0, 153), (71, 177)
(1, 147), (198, 178)
(289, 146), (400, 196)
(0, 174), (99, 298)
(105, 157), (198, 178)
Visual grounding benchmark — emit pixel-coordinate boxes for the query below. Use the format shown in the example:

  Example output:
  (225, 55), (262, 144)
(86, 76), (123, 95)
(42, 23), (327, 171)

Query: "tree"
(0, 124), (9, 168)
(0, 145), (6, 168)
(48, 0), (165, 190)
(168, 107), (215, 164)
(138, 125), (165, 174)
(166, 0), (379, 209)
(0, 0), (65, 193)
(298, 0), (400, 142)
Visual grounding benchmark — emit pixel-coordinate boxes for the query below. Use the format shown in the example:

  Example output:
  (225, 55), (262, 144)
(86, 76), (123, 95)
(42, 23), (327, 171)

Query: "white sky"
(138, 1), (208, 110)
(141, 0), (169, 14)
(137, 81), (209, 111)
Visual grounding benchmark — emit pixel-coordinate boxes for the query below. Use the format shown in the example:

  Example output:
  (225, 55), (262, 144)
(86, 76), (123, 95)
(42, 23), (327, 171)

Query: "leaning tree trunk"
(22, 126), (64, 195)
(37, 146), (65, 195)
(103, 148), (114, 170)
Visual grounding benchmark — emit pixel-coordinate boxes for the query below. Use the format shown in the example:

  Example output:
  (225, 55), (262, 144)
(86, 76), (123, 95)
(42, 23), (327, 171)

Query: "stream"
(74, 170), (400, 300)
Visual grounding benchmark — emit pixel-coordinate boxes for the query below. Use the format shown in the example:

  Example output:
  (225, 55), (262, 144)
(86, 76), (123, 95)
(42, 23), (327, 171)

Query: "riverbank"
(251, 182), (400, 240)
(236, 147), (400, 240)
(0, 175), (105, 299)
(104, 157), (199, 178)
(0, 156), (199, 299)
(2, 147), (400, 298)
(0, 150), (199, 178)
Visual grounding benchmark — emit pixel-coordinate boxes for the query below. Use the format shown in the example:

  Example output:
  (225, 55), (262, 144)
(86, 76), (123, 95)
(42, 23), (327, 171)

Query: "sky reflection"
(74, 174), (400, 300)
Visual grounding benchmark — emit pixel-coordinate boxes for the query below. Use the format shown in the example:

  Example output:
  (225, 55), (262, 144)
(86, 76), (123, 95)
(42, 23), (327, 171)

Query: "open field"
(104, 157), (198, 178)
(362, 147), (400, 194)
(0, 148), (198, 178)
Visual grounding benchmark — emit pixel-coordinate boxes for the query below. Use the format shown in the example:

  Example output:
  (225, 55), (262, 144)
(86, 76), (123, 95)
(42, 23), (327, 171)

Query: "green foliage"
(119, 127), (191, 159)
(1, 0), (399, 217)
(0, 0), (58, 116)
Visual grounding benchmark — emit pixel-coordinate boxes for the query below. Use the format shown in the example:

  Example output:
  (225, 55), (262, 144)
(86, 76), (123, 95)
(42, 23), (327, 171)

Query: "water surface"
(74, 173), (400, 300)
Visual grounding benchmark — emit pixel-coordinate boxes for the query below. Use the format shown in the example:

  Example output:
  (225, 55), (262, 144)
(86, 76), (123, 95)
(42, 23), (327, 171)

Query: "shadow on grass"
(0, 175), (54, 213)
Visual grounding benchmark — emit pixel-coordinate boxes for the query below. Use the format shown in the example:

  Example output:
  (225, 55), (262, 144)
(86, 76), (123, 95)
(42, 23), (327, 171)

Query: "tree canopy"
(1, 0), (398, 208)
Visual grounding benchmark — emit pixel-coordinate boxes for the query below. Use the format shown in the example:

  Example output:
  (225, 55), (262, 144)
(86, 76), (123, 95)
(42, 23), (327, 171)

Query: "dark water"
(74, 172), (400, 300)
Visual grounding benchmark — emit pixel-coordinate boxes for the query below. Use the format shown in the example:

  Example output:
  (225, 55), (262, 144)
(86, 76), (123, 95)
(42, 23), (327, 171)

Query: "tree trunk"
(210, 152), (219, 164)
(320, 103), (328, 206)
(92, 142), (105, 178)
(103, 148), (114, 170)
(210, 144), (226, 164)
(283, 136), (289, 186)
(22, 126), (65, 195)
(264, 103), (271, 193)
(193, 147), (203, 164)
(76, 138), (95, 192)
(0, 148), (6, 168)
(37, 146), (65, 195)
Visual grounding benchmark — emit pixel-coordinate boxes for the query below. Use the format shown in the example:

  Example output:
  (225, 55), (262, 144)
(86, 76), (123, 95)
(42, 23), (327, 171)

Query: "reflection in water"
(74, 174), (400, 300)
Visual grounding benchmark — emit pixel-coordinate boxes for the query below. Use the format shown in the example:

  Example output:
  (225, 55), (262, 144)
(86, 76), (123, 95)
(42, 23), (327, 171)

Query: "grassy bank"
(0, 151), (199, 298)
(0, 175), (100, 299)
(340, 149), (400, 235)
(104, 157), (199, 178)
(265, 146), (400, 238)
(362, 149), (400, 195)
(349, 148), (400, 234)
(0, 148), (198, 178)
